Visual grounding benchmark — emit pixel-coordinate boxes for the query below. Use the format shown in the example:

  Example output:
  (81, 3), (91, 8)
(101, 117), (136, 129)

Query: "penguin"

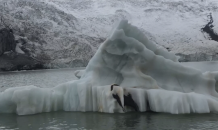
(111, 84), (139, 112)
(110, 84), (124, 110)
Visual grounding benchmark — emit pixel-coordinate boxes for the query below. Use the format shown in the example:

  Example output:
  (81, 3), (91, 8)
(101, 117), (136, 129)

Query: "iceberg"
(0, 20), (218, 115)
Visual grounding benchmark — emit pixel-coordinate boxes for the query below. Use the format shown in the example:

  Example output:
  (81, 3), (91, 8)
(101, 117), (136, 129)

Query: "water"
(0, 62), (218, 130)
(0, 112), (218, 130)
(0, 68), (85, 92)
(181, 61), (218, 72)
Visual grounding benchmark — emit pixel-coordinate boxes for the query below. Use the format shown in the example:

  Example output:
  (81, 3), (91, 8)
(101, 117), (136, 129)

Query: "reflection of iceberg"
(1, 20), (218, 115)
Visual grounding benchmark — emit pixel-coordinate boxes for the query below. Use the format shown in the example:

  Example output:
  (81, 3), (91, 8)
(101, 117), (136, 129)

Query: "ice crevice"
(0, 20), (218, 115)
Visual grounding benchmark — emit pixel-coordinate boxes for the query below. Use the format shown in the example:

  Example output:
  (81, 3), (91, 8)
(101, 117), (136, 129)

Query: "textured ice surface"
(0, 20), (218, 115)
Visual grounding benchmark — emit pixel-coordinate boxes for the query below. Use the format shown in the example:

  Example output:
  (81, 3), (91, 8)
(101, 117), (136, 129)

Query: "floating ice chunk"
(74, 70), (85, 79)
(0, 20), (218, 115)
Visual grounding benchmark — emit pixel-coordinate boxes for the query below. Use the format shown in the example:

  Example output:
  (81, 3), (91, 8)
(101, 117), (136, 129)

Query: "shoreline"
(0, 67), (86, 74)
(1, 61), (218, 73)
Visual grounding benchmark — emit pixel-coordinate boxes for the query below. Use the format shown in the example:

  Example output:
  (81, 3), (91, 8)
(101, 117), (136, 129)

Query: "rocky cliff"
(0, 28), (43, 71)
(0, 0), (218, 71)
(0, 28), (16, 56)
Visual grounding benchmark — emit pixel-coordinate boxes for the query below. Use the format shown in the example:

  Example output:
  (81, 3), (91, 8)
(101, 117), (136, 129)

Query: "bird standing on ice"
(110, 84), (125, 111)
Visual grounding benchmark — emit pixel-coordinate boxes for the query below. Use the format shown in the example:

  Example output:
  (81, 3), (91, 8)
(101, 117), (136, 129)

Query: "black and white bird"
(110, 84), (124, 110)
(111, 84), (139, 112)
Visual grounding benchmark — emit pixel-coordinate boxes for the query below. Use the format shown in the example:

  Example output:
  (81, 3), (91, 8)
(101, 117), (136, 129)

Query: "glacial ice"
(1, 20), (218, 115)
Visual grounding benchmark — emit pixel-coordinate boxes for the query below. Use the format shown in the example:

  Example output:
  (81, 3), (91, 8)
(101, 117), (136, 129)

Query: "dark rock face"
(0, 52), (44, 71)
(0, 28), (44, 71)
(201, 13), (218, 42)
(0, 28), (16, 55)
(176, 53), (218, 62)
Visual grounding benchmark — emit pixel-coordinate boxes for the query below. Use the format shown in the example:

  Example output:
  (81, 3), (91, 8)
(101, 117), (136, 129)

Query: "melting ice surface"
(1, 20), (218, 115)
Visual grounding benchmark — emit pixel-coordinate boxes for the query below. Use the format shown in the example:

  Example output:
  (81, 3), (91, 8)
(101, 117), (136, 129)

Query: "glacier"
(1, 20), (218, 115)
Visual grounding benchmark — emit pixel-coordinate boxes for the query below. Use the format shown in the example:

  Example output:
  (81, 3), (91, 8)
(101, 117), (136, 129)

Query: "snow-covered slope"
(43, 0), (218, 54)
(0, 0), (218, 69)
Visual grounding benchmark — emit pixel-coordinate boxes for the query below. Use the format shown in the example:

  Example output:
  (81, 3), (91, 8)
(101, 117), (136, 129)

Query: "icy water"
(0, 62), (218, 130)
(0, 68), (85, 92)
(1, 112), (218, 130)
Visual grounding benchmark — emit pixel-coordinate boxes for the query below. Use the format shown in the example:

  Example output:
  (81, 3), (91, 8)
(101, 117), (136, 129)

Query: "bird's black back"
(124, 94), (139, 111)
(112, 94), (124, 109)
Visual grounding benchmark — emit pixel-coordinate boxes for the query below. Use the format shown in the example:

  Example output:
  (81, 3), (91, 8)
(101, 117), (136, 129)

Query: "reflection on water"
(0, 112), (218, 130)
